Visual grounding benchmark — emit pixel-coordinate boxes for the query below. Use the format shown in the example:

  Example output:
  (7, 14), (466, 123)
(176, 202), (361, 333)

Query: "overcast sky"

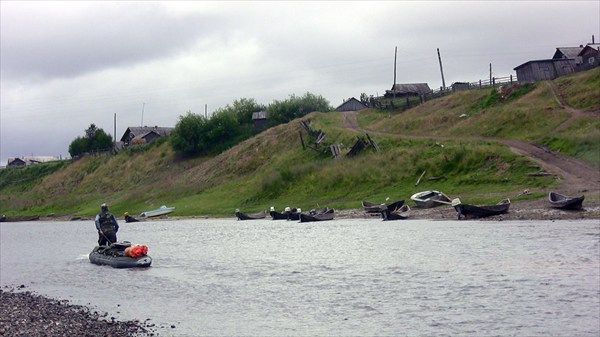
(1, 1), (599, 165)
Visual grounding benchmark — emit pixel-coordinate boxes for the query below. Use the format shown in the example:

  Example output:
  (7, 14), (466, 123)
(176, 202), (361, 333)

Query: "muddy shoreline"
(30, 197), (600, 223)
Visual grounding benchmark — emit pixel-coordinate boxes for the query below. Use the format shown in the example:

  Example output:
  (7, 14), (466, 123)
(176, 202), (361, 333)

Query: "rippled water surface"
(1, 218), (599, 336)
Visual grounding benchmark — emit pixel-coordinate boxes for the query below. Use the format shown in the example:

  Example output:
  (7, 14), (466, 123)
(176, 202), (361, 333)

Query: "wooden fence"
(369, 74), (517, 111)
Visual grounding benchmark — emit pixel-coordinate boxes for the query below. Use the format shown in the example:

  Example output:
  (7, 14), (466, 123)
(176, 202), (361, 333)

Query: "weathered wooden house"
(6, 158), (26, 167)
(6, 156), (60, 167)
(451, 82), (470, 91)
(120, 126), (173, 146)
(384, 83), (431, 98)
(577, 44), (600, 71)
(514, 59), (576, 83)
(252, 110), (268, 130)
(335, 97), (368, 112)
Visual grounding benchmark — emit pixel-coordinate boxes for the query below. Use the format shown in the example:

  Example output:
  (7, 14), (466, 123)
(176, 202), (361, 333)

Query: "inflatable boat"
(89, 242), (152, 268)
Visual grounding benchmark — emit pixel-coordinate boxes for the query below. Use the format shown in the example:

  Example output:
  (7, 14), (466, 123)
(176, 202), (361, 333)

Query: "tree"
(68, 124), (113, 157)
(170, 112), (208, 155)
(267, 92), (332, 126)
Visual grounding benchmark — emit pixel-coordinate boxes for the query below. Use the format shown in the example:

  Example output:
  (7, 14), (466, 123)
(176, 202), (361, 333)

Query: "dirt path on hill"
(341, 96), (599, 197)
(545, 81), (600, 131)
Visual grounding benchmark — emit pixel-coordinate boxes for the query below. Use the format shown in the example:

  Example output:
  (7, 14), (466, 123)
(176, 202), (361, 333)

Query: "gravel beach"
(0, 285), (158, 337)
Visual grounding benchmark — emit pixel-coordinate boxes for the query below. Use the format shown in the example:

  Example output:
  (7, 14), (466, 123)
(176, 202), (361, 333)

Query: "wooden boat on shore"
(362, 199), (404, 213)
(452, 198), (510, 219)
(548, 191), (584, 210)
(235, 209), (266, 220)
(382, 204), (411, 221)
(0, 215), (40, 222)
(300, 208), (335, 222)
(124, 212), (140, 223)
(270, 207), (301, 220)
(138, 205), (175, 218)
(410, 190), (451, 208)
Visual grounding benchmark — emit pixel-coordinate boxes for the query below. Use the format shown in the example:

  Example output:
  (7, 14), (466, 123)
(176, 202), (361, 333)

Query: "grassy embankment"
(1, 68), (598, 218)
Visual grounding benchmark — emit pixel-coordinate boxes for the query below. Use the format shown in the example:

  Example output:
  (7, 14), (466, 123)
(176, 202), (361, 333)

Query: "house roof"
(120, 126), (173, 142)
(578, 44), (600, 56)
(7, 156), (60, 166)
(553, 47), (584, 59)
(387, 83), (431, 95)
(514, 58), (574, 70)
(335, 97), (367, 111)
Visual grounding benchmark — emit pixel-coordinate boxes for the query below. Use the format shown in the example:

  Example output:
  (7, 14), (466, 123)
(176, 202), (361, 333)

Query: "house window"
(589, 57), (595, 65)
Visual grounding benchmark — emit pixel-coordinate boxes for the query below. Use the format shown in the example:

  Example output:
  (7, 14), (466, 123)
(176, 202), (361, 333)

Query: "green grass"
(1, 68), (598, 217)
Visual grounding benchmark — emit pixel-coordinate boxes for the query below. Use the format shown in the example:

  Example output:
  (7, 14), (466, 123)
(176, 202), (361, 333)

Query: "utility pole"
(393, 46), (397, 100)
(141, 102), (145, 126)
(489, 63), (492, 84)
(205, 104), (208, 118)
(437, 48), (446, 90)
(113, 113), (117, 145)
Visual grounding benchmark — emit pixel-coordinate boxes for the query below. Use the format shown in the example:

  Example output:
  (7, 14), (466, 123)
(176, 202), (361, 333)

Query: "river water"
(1, 218), (598, 336)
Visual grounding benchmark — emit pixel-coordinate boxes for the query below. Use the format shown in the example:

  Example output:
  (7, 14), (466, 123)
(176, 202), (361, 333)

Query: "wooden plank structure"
(299, 120), (327, 152)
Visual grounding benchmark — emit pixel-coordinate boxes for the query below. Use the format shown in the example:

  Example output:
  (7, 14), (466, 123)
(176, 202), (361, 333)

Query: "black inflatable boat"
(89, 242), (152, 268)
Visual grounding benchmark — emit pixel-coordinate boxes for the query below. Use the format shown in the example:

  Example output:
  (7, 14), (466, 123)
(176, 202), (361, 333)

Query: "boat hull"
(362, 200), (404, 213)
(89, 246), (152, 268)
(548, 192), (584, 210)
(382, 205), (410, 221)
(139, 206), (175, 218)
(300, 212), (335, 222)
(410, 191), (451, 208)
(454, 199), (510, 219)
(236, 210), (266, 220)
(270, 211), (300, 220)
(0, 215), (40, 222)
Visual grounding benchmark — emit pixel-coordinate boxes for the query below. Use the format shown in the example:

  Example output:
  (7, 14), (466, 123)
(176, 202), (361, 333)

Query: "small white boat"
(410, 190), (452, 208)
(139, 205), (175, 218)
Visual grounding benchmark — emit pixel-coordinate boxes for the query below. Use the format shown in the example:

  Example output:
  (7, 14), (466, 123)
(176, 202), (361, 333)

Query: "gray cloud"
(1, 2), (213, 81)
(1, 1), (599, 165)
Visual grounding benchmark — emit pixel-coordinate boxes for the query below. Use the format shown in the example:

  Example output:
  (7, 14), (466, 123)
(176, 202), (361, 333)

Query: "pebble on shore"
(0, 286), (157, 337)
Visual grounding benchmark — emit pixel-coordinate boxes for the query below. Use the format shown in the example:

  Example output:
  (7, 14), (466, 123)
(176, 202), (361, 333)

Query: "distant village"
(5, 38), (599, 168)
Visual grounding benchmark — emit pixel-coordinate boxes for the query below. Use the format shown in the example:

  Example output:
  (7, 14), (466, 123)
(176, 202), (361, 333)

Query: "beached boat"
(548, 191), (584, 210)
(270, 207), (301, 220)
(381, 204), (410, 220)
(452, 198), (510, 219)
(123, 212), (140, 223)
(362, 199), (404, 213)
(138, 205), (175, 218)
(410, 190), (452, 208)
(382, 204), (411, 221)
(89, 242), (152, 268)
(0, 215), (40, 222)
(235, 209), (266, 220)
(300, 208), (335, 222)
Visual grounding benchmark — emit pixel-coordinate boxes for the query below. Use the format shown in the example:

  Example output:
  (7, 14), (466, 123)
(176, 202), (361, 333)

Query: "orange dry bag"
(125, 245), (148, 258)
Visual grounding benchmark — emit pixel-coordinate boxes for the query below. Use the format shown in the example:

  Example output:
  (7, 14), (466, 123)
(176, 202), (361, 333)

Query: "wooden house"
(384, 83), (431, 98)
(335, 97), (368, 112)
(120, 126), (173, 146)
(514, 59), (576, 83)
(7, 158), (26, 167)
(252, 110), (268, 130)
(6, 156), (60, 167)
(577, 44), (600, 71)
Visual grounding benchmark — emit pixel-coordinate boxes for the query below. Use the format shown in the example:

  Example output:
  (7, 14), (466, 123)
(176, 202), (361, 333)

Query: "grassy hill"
(1, 68), (599, 218)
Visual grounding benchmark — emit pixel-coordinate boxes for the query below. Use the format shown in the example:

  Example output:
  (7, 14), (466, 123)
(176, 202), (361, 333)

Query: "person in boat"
(123, 211), (139, 223)
(95, 203), (119, 246)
